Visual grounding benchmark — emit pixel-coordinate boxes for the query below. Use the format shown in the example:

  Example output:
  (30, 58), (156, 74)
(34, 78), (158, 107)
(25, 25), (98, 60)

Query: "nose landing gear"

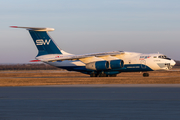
(143, 73), (149, 77)
(165, 63), (171, 70)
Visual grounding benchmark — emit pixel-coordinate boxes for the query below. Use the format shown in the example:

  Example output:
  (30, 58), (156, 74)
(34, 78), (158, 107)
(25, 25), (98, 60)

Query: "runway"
(0, 84), (180, 120)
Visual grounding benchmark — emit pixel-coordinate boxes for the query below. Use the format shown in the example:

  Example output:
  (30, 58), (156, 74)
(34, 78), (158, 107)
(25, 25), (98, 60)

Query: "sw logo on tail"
(11, 26), (176, 77)
(36, 39), (51, 45)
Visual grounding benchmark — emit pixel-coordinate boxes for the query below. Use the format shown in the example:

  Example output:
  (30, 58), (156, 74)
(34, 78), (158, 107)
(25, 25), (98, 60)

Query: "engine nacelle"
(109, 60), (124, 69)
(86, 61), (109, 70)
(86, 60), (124, 71)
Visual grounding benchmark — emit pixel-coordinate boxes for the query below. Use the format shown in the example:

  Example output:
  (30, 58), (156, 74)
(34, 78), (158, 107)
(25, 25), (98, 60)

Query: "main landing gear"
(98, 73), (108, 77)
(90, 72), (117, 77)
(90, 73), (98, 77)
(90, 72), (149, 77)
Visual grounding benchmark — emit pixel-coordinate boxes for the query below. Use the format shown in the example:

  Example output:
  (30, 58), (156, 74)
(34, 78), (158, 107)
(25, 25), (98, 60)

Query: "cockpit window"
(158, 55), (171, 60)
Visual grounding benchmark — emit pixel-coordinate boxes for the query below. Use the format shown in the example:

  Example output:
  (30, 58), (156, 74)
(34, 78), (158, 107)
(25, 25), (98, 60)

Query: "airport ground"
(0, 66), (180, 86)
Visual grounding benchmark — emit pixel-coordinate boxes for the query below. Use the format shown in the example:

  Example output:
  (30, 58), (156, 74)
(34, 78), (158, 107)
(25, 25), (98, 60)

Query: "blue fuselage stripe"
(57, 64), (153, 75)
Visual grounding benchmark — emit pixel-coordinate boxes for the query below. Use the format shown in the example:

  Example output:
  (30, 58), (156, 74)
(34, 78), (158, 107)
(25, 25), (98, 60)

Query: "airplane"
(11, 26), (176, 77)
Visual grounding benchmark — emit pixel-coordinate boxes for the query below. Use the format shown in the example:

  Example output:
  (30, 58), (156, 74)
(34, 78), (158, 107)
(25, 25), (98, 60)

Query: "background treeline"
(0, 63), (62, 70)
(0, 61), (180, 70)
(176, 61), (180, 66)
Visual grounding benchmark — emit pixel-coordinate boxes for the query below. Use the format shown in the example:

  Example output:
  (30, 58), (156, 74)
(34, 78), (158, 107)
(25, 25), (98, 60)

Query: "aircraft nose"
(171, 60), (176, 66)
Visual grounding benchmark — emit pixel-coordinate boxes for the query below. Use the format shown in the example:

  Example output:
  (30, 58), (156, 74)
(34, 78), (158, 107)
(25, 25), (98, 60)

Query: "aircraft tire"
(90, 73), (98, 77)
(109, 74), (117, 77)
(143, 73), (149, 77)
(99, 73), (108, 77)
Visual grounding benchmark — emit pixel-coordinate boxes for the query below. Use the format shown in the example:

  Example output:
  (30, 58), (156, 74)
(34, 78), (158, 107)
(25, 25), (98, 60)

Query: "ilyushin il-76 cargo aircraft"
(11, 26), (176, 77)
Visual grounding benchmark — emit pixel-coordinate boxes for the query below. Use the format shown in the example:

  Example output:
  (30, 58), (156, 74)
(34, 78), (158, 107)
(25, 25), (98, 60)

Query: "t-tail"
(10, 26), (68, 57)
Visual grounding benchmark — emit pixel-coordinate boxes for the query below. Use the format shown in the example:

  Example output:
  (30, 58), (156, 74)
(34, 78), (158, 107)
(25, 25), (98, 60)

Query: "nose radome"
(171, 60), (176, 66)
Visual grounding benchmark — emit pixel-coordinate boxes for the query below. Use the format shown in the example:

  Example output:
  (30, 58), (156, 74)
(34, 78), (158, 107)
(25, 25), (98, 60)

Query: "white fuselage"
(39, 52), (176, 71)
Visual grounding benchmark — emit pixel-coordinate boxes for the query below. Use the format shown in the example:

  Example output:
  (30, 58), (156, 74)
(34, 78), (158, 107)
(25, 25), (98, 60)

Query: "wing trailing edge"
(37, 51), (125, 64)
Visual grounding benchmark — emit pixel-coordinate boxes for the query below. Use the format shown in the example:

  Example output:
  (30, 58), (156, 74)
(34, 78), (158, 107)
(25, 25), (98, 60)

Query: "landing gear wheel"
(109, 74), (117, 77)
(90, 73), (98, 77)
(143, 73), (149, 77)
(99, 73), (108, 77)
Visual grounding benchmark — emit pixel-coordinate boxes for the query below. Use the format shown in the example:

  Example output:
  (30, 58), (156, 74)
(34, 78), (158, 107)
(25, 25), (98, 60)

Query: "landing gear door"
(140, 60), (146, 69)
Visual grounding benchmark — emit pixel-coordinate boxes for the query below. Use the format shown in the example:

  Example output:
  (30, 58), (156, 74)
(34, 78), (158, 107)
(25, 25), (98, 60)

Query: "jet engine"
(86, 61), (109, 71)
(86, 60), (124, 71)
(109, 60), (124, 69)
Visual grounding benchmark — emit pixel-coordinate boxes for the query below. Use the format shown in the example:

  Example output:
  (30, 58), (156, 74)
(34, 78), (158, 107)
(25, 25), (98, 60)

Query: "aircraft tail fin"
(10, 26), (64, 57)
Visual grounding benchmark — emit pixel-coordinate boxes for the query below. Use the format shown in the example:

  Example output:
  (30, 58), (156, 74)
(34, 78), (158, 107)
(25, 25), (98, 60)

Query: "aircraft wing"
(38, 51), (125, 64)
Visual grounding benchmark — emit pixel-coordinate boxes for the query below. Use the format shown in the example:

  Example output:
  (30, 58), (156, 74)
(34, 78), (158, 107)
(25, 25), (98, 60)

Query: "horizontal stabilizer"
(30, 60), (41, 62)
(10, 26), (54, 31)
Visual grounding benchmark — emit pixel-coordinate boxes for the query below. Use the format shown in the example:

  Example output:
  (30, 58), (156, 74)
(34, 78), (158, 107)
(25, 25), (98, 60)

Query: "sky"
(0, 0), (180, 63)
